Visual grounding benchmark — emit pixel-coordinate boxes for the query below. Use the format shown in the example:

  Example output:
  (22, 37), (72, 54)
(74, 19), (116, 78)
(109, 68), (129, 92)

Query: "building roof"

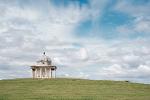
(31, 52), (53, 67)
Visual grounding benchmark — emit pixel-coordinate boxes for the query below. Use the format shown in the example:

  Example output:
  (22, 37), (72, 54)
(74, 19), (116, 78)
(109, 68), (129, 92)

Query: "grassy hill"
(0, 78), (150, 100)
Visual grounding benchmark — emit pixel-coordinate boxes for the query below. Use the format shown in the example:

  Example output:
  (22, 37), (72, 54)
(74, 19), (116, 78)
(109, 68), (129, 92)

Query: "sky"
(0, 0), (150, 84)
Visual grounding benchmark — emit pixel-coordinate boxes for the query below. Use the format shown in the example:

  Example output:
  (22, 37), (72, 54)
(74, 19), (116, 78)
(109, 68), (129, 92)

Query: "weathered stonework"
(30, 53), (57, 79)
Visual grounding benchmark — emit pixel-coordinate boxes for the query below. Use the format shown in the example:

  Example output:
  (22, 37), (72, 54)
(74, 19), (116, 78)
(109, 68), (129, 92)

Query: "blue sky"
(0, 0), (150, 83)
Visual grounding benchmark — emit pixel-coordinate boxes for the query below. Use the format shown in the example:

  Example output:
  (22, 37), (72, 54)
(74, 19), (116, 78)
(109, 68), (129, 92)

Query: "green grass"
(0, 78), (150, 100)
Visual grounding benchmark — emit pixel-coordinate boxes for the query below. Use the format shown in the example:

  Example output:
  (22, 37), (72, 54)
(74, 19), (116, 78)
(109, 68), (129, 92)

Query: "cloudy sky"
(0, 0), (150, 83)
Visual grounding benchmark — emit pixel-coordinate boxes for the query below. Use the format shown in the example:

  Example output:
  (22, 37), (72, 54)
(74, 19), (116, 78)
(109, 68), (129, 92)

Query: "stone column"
(32, 68), (35, 79)
(54, 69), (56, 78)
(36, 68), (38, 78)
(46, 68), (48, 78)
(47, 68), (50, 78)
(35, 68), (36, 78)
(41, 68), (42, 79)
(45, 67), (46, 78)
(32, 69), (33, 78)
(50, 68), (52, 78)
(40, 68), (42, 78)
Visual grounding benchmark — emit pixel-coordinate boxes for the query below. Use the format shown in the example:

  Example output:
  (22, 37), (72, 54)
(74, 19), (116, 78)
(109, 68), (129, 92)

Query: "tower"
(30, 52), (57, 79)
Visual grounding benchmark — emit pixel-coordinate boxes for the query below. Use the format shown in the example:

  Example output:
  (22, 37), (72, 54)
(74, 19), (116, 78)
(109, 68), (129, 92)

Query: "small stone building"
(30, 52), (57, 79)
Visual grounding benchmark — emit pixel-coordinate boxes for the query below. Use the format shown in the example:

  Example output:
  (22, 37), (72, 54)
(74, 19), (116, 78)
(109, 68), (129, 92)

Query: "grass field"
(0, 78), (150, 100)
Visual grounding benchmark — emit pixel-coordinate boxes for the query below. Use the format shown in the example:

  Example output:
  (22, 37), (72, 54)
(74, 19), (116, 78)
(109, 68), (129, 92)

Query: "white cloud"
(96, 64), (150, 83)
(114, 1), (150, 35)
(78, 48), (88, 60)
(114, 1), (150, 17)
(5, 7), (39, 21)
(134, 17), (150, 33)
(116, 17), (150, 35)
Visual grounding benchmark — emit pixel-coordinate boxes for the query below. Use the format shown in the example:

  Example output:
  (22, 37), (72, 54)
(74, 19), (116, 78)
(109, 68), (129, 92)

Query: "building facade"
(30, 53), (57, 79)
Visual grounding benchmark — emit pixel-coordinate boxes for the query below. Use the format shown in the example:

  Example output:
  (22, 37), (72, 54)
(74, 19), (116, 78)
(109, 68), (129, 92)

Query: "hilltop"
(0, 78), (150, 100)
